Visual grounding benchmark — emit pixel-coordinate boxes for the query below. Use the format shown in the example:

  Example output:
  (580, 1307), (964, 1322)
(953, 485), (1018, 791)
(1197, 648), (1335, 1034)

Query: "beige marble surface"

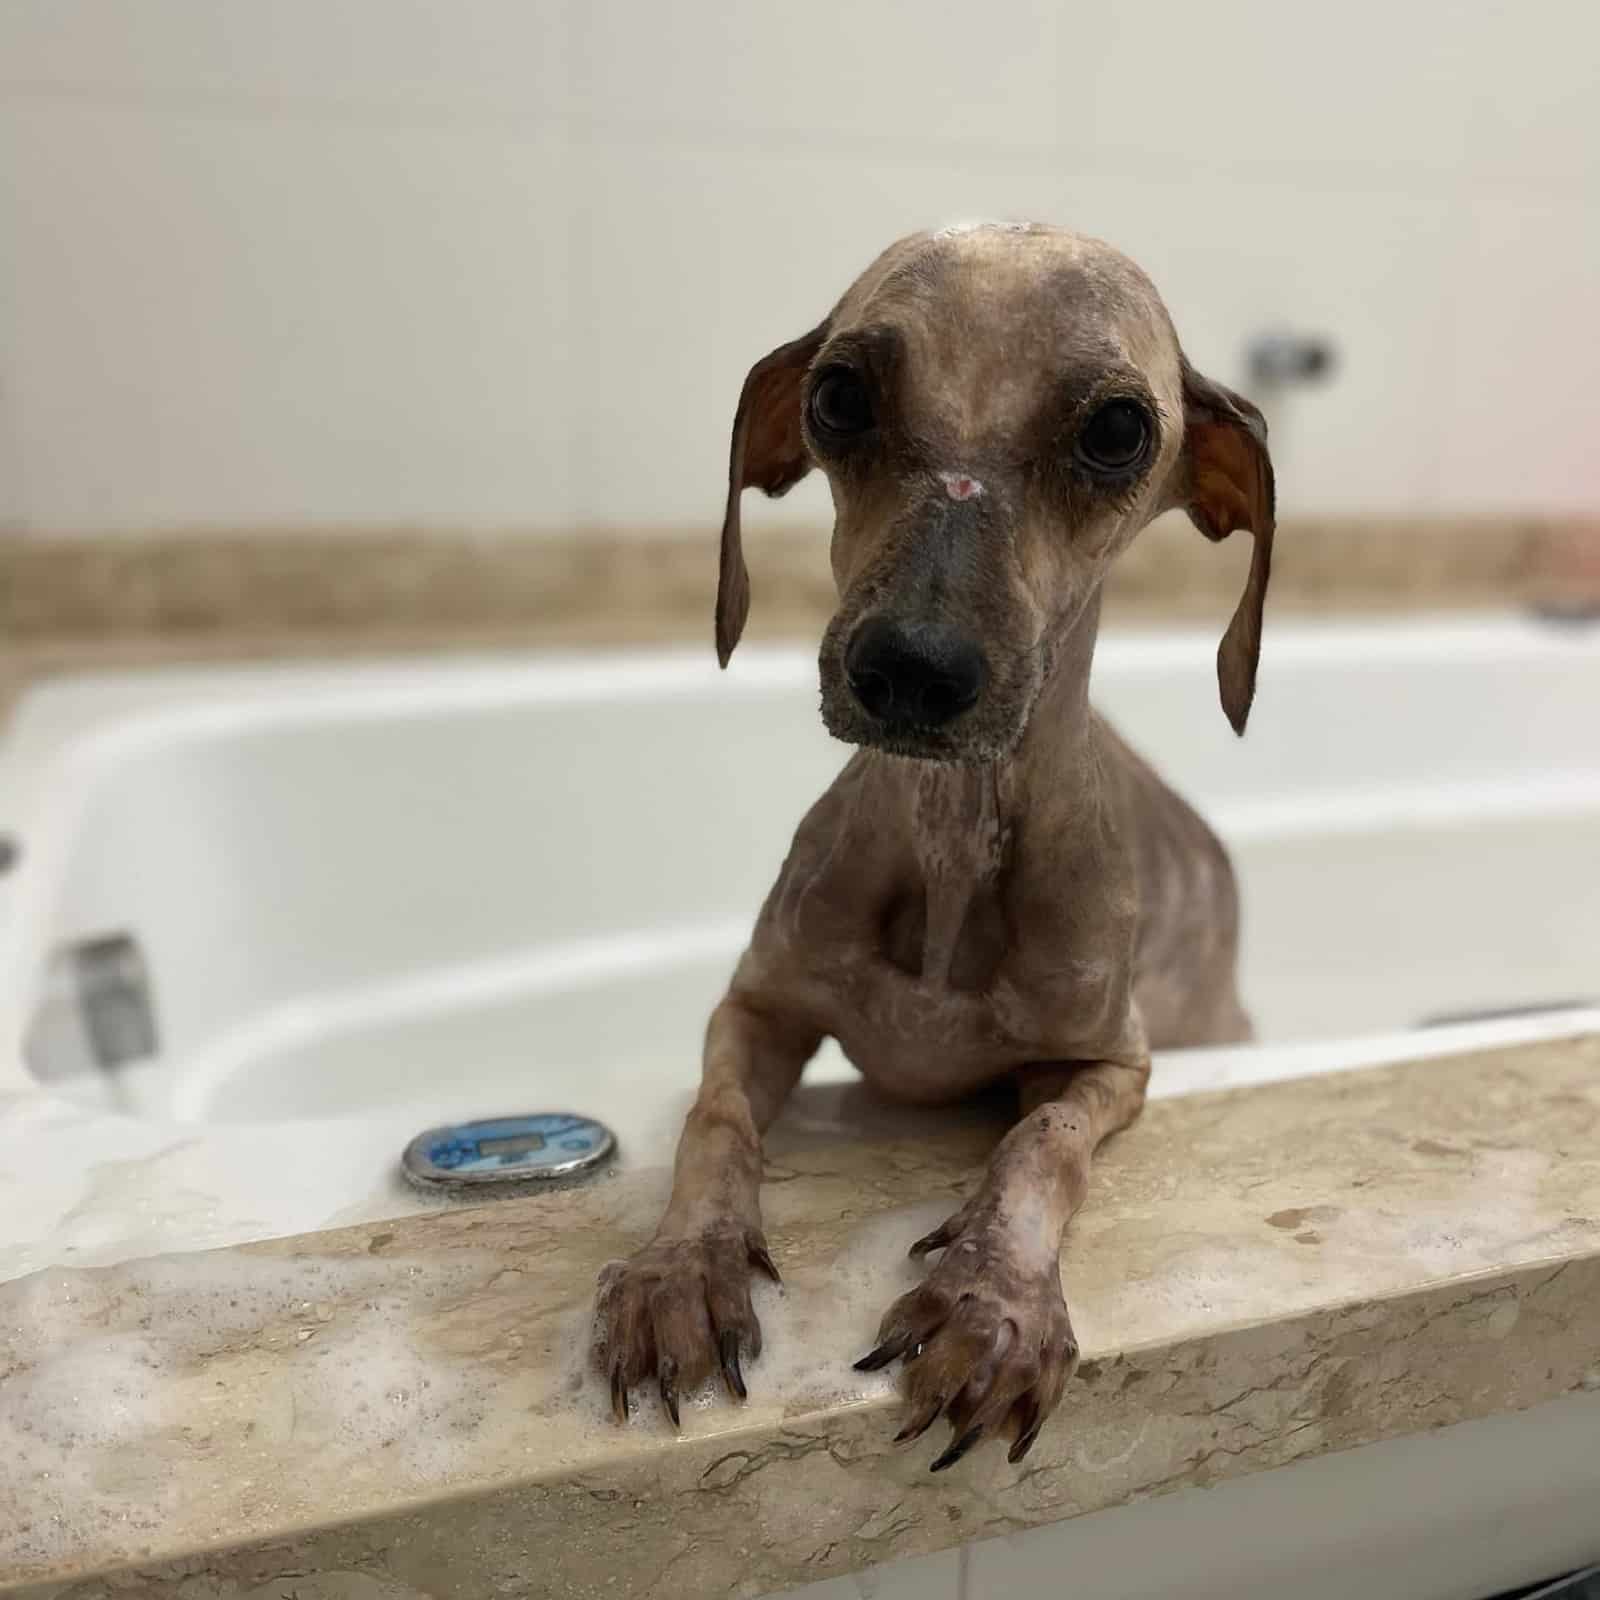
(3, 1034), (1597, 1598)
(5, 515), (1597, 643)
(5, 515), (1596, 738)
(4, 514), (1595, 739)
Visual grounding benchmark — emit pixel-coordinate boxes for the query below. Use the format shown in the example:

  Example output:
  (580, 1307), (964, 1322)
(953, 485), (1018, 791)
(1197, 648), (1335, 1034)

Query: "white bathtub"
(1, 615), (1597, 1282)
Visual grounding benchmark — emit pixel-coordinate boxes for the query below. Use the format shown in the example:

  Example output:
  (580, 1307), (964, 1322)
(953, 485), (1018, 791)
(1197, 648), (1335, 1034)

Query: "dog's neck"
(1015, 587), (1103, 775)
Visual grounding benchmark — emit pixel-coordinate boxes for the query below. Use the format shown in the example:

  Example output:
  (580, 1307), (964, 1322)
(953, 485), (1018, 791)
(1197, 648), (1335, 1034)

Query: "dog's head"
(716, 224), (1275, 761)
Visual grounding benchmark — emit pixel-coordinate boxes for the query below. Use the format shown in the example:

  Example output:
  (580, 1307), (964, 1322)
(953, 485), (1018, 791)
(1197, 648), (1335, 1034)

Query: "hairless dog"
(593, 222), (1275, 1470)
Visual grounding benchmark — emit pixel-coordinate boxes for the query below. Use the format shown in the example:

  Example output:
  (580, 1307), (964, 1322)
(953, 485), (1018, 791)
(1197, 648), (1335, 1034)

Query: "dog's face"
(810, 226), (1192, 762)
(716, 225), (1275, 760)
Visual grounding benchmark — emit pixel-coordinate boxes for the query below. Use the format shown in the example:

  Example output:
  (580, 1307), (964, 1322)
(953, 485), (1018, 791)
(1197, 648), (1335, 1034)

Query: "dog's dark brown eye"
(808, 367), (873, 439)
(1076, 399), (1151, 472)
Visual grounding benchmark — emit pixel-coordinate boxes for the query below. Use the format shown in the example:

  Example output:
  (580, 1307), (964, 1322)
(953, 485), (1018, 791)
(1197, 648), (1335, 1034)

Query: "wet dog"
(594, 222), (1274, 1468)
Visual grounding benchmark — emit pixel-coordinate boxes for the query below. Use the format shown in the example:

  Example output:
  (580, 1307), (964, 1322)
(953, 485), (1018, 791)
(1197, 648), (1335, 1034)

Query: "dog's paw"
(855, 1210), (1077, 1470)
(593, 1224), (780, 1426)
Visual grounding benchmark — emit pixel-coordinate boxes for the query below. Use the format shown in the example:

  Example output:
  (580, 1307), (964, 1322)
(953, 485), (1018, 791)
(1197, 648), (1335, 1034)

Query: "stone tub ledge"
(2, 1033), (1597, 1598)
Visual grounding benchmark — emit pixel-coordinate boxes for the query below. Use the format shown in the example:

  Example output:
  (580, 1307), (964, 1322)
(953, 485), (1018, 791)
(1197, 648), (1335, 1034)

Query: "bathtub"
(1, 614), (1597, 1282)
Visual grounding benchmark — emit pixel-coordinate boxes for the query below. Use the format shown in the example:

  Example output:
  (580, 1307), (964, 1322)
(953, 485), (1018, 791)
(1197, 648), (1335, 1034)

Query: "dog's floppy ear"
(1179, 358), (1276, 734)
(716, 320), (831, 666)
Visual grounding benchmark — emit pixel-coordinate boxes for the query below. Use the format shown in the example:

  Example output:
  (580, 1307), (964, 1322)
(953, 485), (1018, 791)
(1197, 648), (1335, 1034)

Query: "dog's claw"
(719, 1329), (747, 1401)
(893, 1396), (947, 1444)
(593, 1227), (772, 1430)
(869, 1215), (1079, 1470)
(909, 1221), (955, 1259)
(853, 1336), (907, 1373)
(1004, 1398), (1039, 1462)
(749, 1243), (782, 1284)
(930, 1425), (984, 1473)
(1008, 1420), (1044, 1464)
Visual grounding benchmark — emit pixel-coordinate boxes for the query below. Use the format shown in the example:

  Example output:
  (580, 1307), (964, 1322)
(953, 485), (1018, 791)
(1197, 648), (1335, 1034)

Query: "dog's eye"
(1076, 399), (1151, 472)
(808, 367), (874, 439)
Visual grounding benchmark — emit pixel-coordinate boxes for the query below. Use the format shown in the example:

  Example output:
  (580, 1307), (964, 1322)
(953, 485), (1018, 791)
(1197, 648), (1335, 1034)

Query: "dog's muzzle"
(844, 617), (988, 732)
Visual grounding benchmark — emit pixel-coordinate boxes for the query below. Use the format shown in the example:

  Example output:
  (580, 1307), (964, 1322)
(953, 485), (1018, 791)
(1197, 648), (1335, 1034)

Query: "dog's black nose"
(845, 618), (987, 729)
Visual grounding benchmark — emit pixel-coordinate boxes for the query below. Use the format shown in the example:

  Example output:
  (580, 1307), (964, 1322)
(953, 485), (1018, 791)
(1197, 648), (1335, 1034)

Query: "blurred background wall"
(0, 0), (1595, 540)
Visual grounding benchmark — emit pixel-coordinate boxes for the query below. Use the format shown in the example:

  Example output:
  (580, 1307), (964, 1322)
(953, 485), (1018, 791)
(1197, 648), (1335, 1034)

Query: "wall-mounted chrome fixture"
(24, 931), (160, 1083)
(1245, 330), (1338, 389)
(1531, 598), (1600, 627)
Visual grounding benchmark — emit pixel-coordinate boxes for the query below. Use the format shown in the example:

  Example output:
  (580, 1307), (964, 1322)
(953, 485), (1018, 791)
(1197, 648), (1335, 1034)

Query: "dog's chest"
(881, 763), (1011, 989)
(805, 768), (1046, 1095)
(762, 760), (1124, 1096)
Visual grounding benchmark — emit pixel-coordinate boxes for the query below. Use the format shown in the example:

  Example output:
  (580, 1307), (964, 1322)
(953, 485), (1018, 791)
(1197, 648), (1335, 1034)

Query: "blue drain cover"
(401, 1112), (616, 1193)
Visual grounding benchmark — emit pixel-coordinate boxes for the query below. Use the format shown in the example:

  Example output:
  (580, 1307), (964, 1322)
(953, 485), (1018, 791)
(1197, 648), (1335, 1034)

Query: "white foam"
(755, 1201), (955, 1413)
(932, 218), (1036, 239)
(0, 1248), (493, 1571)
(549, 1198), (957, 1441)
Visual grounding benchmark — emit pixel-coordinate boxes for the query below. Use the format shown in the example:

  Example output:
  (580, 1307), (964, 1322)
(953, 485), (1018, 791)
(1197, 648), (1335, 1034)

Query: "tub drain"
(400, 1112), (616, 1194)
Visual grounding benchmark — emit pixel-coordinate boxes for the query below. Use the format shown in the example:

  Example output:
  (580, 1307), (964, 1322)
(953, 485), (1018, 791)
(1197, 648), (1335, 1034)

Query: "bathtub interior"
(7, 622), (1597, 1123)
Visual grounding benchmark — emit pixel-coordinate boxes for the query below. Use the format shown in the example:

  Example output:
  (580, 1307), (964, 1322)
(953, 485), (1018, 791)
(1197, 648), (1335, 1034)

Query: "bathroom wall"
(0, 0), (1595, 538)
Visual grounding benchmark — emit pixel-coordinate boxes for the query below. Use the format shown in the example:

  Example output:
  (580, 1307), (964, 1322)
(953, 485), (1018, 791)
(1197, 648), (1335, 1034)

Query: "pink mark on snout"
(940, 470), (984, 502)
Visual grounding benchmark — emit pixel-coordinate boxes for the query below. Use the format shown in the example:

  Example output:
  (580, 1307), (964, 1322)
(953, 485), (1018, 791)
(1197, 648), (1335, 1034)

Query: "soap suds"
(548, 1199), (954, 1436)
(933, 219), (1036, 239)
(0, 1249), (491, 1571)
(741, 1200), (957, 1411)
(4, 1196), (982, 1572)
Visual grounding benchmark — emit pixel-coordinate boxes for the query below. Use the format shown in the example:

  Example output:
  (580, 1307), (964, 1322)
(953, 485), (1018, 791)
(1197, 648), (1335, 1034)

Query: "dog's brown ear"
(1179, 359), (1276, 734)
(716, 321), (831, 666)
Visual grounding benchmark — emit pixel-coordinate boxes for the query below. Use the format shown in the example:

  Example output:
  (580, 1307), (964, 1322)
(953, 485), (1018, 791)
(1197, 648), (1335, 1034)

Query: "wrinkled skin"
(593, 223), (1276, 1468)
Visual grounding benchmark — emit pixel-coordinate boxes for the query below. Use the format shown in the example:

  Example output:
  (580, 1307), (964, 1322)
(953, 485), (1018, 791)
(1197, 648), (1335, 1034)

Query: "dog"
(593, 222), (1274, 1470)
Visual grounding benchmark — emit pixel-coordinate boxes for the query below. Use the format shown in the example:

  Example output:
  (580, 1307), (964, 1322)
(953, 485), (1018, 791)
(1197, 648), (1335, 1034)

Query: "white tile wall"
(1436, 178), (1600, 513)
(0, 0), (573, 119)
(573, 0), (1061, 154)
(1466, 2), (1600, 184)
(0, 99), (572, 530)
(1053, 0), (1485, 178)
(0, 0), (1595, 535)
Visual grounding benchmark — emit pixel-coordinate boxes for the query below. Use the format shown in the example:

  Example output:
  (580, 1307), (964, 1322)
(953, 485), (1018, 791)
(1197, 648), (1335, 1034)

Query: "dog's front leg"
(856, 1051), (1150, 1469)
(594, 991), (820, 1425)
